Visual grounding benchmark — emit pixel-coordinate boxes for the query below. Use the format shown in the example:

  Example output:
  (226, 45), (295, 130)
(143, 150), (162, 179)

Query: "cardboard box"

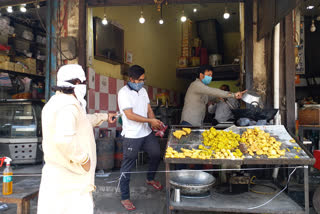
(15, 57), (36, 73)
(0, 61), (15, 71)
(299, 108), (320, 125)
(14, 63), (24, 73)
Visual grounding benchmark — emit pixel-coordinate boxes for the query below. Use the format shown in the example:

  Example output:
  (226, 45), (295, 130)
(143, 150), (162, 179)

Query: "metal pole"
(166, 163), (171, 214)
(45, 0), (52, 101)
(49, 0), (58, 98)
(304, 165), (309, 214)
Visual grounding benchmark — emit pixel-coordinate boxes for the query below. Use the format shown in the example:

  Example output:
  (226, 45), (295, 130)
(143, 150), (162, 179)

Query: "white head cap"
(57, 64), (86, 87)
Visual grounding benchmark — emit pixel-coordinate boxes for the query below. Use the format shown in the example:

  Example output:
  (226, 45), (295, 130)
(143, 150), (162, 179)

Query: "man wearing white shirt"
(118, 65), (163, 211)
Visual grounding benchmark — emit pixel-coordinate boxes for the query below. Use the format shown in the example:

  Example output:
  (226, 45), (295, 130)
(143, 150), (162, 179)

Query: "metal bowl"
(242, 91), (261, 106)
(170, 170), (216, 195)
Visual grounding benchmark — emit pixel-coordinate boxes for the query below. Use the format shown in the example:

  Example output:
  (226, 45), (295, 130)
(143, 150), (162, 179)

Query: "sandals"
(146, 180), (163, 190)
(121, 200), (136, 211)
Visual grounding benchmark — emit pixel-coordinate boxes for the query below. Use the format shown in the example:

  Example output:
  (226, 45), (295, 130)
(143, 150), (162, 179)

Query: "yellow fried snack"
(173, 132), (183, 139)
(201, 127), (243, 159)
(182, 128), (192, 134)
(241, 127), (286, 158)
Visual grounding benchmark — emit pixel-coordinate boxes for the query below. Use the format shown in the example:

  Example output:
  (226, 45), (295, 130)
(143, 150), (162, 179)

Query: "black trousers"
(120, 133), (160, 200)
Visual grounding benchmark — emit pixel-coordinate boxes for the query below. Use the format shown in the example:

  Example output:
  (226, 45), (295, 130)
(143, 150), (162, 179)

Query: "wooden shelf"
(94, 55), (123, 65)
(295, 85), (320, 89)
(0, 69), (45, 80)
(176, 64), (240, 80)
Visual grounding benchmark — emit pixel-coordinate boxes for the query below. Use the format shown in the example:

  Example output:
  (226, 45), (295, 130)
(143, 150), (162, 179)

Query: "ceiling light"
(180, 10), (187, 22)
(159, 19), (164, 24)
(7, 6), (13, 13)
(139, 11), (145, 24)
(306, 5), (314, 10)
(193, 8), (197, 13)
(20, 4), (27, 13)
(310, 20), (316, 32)
(102, 16), (108, 25)
(36, 4), (40, 9)
(223, 7), (230, 19)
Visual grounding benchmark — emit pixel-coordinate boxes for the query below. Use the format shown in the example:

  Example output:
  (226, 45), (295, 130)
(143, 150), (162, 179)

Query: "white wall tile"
(100, 76), (109, 93)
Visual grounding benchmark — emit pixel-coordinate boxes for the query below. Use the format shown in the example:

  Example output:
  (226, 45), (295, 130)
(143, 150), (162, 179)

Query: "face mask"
(128, 81), (144, 91)
(74, 84), (87, 112)
(201, 75), (212, 85)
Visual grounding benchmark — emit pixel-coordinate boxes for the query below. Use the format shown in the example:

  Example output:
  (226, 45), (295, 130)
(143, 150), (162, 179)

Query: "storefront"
(0, 1), (48, 164)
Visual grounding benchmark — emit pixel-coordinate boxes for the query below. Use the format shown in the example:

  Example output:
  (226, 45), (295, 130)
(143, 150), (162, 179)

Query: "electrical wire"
(247, 167), (297, 210)
(249, 176), (277, 195)
(34, 0), (74, 61)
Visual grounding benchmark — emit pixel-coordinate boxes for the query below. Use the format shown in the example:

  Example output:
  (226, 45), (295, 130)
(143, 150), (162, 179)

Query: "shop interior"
(296, 1), (320, 152)
(91, 2), (242, 125)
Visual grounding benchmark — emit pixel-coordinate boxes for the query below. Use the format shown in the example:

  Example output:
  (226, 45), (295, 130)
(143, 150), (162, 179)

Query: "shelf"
(0, 69), (45, 80)
(295, 85), (320, 89)
(176, 64), (240, 80)
(169, 184), (304, 213)
(10, 36), (46, 48)
(94, 55), (123, 65)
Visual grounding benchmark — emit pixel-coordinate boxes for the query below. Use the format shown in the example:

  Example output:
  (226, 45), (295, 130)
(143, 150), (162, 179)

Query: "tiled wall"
(87, 68), (181, 138)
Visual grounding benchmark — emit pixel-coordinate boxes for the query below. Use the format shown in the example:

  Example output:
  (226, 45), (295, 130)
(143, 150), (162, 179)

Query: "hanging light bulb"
(310, 20), (316, 32)
(159, 5), (164, 25)
(7, 6), (13, 13)
(20, 4), (27, 13)
(193, 8), (197, 13)
(102, 7), (108, 25)
(180, 10), (187, 22)
(223, 7), (230, 19)
(139, 11), (145, 24)
(102, 16), (108, 25)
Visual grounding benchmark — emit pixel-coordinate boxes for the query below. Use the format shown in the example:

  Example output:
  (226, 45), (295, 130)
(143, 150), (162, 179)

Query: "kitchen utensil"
(209, 54), (222, 66)
(241, 91), (261, 107)
(170, 170), (215, 195)
(231, 108), (278, 122)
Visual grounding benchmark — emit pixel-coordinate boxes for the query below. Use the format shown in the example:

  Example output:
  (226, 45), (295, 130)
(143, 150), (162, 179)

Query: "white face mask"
(74, 84), (87, 112)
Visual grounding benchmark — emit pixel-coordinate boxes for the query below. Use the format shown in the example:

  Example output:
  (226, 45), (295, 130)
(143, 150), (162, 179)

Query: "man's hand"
(108, 113), (117, 123)
(150, 118), (162, 129)
(234, 90), (248, 99)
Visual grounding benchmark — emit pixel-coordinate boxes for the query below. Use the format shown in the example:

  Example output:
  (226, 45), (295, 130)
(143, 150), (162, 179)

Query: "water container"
(96, 130), (114, 170)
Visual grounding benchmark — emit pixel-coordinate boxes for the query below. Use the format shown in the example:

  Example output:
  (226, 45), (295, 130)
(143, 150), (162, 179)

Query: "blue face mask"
(128, 81), (144, 91)
(201, 75), (212, 85)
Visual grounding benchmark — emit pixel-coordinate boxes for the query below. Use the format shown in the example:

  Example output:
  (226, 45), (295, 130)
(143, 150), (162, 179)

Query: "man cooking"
(118, 65), (163, 211)
(208, 84), (240, 125)
(180, 65), (246, 126)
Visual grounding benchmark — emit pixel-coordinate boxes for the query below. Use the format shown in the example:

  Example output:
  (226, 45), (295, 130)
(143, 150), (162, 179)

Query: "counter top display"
(164, 125), (314, 214)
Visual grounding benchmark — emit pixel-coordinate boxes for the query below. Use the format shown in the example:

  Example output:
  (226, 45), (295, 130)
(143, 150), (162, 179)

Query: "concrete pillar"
(252, 0), (267, 105)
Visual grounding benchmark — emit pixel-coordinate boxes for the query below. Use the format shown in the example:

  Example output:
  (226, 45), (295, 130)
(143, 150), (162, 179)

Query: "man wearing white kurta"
(37, 64), (116, 214)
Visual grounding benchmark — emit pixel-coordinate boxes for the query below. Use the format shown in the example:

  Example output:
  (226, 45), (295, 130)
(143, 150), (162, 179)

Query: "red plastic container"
(313, 150), (320, 170)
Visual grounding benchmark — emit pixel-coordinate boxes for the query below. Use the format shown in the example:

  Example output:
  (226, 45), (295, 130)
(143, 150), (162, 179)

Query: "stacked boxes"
(15, 57), (37, 74)
(0, 55), (14, 71)
(181, 19), (193, 57)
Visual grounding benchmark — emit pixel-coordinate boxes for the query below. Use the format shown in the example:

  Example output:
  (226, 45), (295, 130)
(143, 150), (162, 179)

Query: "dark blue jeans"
(120, 133), (160, 200)
(180, 120), (192, 126)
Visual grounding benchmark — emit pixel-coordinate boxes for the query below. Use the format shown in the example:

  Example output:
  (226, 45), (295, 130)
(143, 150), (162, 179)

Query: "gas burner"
(181, 191), (211, 199)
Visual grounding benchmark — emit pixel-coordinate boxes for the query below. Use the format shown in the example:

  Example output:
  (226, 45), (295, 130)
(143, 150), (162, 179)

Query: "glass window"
(0, 103), (37, 138)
